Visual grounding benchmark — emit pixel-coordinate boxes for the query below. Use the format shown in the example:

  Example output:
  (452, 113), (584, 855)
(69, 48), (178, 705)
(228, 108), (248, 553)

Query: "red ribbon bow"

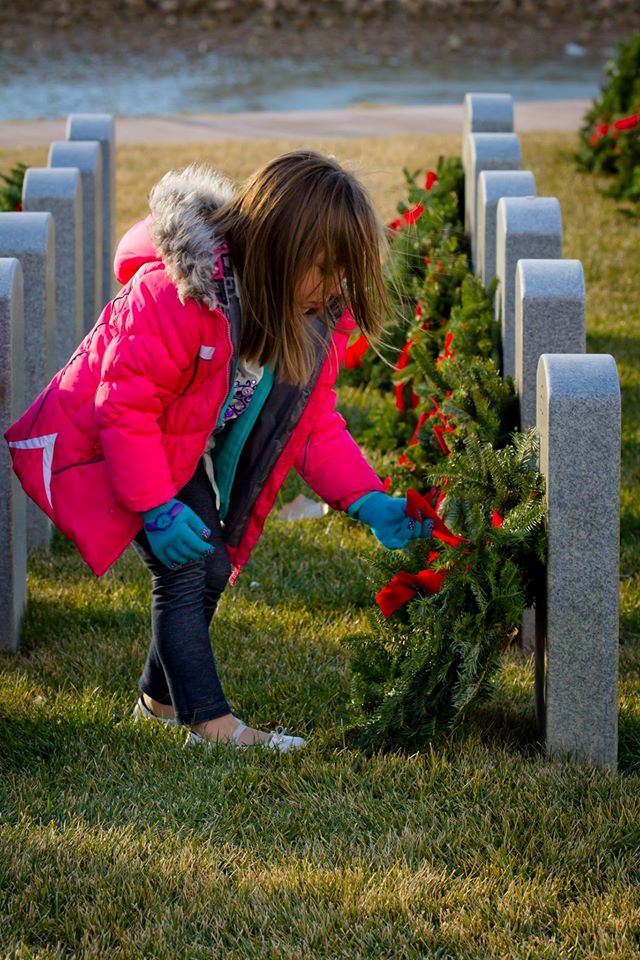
(614, 112), (639, 132)
(403, 202), (424, 226)
(436, 331), (455, 366)
(425, 170), (438, 191)
(405, 488), (467, 548)
(394, 339), (421, 412)
(344, 334), (369, 369)
(376, 555), (446, 618)
(374, 488), (467, 617)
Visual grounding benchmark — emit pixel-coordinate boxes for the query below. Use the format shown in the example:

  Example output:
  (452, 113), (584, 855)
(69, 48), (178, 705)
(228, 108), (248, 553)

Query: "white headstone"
(515, 260), (586, 430)
(495, 197), (562, 380)
(0, 259), (27, 652)
(464, 132), (522, 269)
(23, 167), (84, 369)
(462, 94), (515, 204)
(476, 170), (536, 288)
(462, 92), (514, 140)
(536, 353), (619, 770)
(0, 213), (55, 551)
(67, 114), (115, 304)
(49, 140), (103, 333)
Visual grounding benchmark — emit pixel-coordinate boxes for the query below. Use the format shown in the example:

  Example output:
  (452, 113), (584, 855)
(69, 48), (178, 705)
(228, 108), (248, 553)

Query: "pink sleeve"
(95, 271), (200, 512)
(293, 386), (386, 511)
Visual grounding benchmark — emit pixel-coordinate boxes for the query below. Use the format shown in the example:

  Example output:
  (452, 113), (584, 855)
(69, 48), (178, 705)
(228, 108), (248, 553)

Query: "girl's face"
(296, 255), (345, 313)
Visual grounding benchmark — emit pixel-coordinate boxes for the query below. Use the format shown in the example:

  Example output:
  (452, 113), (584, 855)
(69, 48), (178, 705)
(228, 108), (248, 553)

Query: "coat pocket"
(301, 433), (312, 474)
(180, 344), (220, 396)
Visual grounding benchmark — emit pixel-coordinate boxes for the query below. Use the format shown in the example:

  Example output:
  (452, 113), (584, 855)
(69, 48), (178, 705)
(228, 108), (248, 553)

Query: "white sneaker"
(132, 695), (180, 728)
(185, 715), (307, 753)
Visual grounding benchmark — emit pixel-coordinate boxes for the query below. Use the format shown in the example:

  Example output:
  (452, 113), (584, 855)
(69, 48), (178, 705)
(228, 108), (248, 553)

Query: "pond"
(0, 36), (610, 120)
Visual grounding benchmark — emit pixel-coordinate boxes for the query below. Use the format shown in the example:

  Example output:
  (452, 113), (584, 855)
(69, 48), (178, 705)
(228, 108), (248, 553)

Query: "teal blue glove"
(347, 492), (433, 549)
(141, 498), (215, 569)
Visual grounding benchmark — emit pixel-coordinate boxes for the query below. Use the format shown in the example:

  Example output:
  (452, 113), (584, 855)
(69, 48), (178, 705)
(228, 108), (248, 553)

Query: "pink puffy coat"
(4, 165), (385, 582)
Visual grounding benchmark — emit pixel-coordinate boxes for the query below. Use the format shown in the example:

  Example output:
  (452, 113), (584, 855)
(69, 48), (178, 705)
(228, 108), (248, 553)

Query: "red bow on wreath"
(399, 392), (456, 467)
(375, 489), (467, 618)
(344, 334), (369, 369)
(406, 488), (467, 547)
(425, 170), (438, 191)
(436, 331), (455, 366)
(394, 339), (420, 412)
(376, 555), (446, 618)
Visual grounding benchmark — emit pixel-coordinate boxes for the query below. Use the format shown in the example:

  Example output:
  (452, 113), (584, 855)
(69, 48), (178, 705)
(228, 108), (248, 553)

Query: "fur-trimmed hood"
(147, 164), (237, 311)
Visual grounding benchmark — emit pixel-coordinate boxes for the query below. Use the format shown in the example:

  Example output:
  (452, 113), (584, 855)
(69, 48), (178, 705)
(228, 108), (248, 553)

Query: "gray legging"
(132, 459), (234, 725)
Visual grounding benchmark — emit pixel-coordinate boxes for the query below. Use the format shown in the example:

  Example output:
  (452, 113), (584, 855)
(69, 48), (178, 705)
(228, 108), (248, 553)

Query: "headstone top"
(468, 132), (522, 163)
(497, 196), (562, 236)
(518, 259), (584, 301)
(0, 256), (23, 298)
(23, 167), (81, 200)
(538, 353), (620, 402)
(0, 212), (54, 247)
(479, 169), (536, 202)
(49, 140), (102, 166)
(463, 93), (514, 136)
(66, 113), (115, 136)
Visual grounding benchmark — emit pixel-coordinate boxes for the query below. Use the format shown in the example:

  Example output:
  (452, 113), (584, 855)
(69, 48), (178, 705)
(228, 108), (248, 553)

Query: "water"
(0, 41), (608, 120)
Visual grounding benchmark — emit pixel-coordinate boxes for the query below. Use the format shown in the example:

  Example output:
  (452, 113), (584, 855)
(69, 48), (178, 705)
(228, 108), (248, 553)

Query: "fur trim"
(148, 163), (236, 310)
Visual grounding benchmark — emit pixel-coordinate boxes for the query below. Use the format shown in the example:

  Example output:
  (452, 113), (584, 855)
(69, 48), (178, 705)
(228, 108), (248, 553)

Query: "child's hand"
(352, 492), (433, 550)
(141, 498), (215, 569)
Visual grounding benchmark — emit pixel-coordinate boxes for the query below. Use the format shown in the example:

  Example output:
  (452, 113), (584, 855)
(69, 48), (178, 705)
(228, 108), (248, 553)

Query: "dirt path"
(0, 100), (589, 148)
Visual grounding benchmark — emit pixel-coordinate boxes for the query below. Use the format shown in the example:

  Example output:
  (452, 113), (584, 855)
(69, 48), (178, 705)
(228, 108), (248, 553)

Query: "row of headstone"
(462, 93), (620, 772)
(0, 114), (115, 654)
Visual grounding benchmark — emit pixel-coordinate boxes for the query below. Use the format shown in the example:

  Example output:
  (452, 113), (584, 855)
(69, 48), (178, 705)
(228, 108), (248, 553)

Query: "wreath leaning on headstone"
(339, 156), (546, 754)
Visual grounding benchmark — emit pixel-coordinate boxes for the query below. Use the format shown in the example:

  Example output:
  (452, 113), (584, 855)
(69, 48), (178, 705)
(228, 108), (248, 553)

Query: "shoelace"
(269, 725), (288, 747)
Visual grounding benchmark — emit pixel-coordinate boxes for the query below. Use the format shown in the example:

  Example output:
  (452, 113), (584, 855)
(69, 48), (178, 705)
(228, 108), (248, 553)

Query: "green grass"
(1, 134), (640, 958)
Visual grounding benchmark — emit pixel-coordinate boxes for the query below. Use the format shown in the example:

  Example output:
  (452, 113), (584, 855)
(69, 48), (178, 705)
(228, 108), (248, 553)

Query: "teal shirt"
(203, 360), (275, 521)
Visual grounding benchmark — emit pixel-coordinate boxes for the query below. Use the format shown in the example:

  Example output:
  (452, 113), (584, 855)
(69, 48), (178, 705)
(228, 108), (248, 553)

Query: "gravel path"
(0, 100), (589, 148)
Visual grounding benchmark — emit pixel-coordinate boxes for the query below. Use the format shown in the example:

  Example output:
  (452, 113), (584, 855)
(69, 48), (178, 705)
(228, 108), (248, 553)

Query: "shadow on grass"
(0, 705), (72, 773)
(618, 715), (640, 774)
(238, 519), (382, 612)
(18, 593), (146, 657)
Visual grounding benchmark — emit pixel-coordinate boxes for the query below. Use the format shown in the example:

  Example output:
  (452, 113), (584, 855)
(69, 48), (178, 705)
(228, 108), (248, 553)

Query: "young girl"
(5, 150), (433, 752)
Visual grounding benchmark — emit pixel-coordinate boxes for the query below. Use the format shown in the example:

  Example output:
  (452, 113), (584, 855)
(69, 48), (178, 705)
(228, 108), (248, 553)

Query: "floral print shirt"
(202, 356), (264, 512)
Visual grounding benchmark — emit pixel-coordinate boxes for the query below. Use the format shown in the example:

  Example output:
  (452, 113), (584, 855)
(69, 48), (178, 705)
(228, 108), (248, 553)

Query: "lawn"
(1, 133), (639, 958)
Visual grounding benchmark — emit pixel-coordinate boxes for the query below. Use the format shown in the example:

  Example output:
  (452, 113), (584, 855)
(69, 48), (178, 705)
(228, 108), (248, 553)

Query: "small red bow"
(344, 334), (369, 369)
(589, 113), (638, 145)
(375, 488), (467, 617)
(436, 331), (455, 366)
(425, 170), (438, 191)
(394, 340), (421, 412)
(614, 112), (639, 132)
(403, 203), (424, 226)
(415, 301), (430, 330)
(406, 488), (467, 548)
(376, 555), (446, 618)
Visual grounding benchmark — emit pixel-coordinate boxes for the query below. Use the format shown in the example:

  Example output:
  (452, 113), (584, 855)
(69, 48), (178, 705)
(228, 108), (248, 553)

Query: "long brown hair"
(209, 150), (393, 387)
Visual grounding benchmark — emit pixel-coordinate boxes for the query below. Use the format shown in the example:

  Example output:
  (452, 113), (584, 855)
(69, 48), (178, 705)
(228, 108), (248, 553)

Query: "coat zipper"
(302, 434), (312, 474)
